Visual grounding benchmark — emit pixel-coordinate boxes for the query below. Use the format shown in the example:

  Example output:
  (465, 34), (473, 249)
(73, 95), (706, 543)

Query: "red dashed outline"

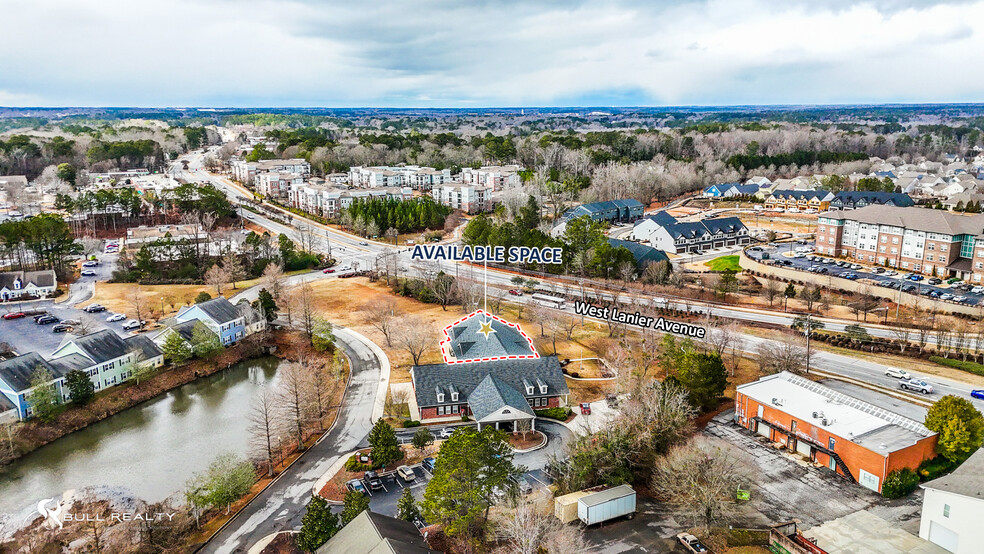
(439, 309), (540, 365)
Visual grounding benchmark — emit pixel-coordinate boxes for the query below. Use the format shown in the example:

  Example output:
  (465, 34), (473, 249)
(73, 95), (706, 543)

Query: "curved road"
(202, 327), (382, 554)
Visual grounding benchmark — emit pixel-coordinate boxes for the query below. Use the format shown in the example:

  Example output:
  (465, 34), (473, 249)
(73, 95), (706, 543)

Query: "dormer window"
(437, 393), (445, 403)
(13, 278), (21, 290)
(536, 378), (548, 395)
(523, 378), (534, 396)
(449, 384), (459, 402)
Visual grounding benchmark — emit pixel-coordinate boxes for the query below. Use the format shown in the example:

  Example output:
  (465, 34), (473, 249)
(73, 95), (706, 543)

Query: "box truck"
(577, 484), (636, 525)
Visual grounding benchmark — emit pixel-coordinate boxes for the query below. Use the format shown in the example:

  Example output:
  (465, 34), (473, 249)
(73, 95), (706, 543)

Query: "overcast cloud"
(1, 0), (982, 107)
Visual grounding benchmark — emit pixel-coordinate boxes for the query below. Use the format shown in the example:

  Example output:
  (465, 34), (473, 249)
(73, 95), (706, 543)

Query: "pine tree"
(367, 419), (402, 468)
(162, 330), (193, 365)
(340, 490), (370, 526)
(296, 494), (340, 551)
(397, 488), (421, 522)
(28, 366), (60, 422)
(65, 369), (95, 405)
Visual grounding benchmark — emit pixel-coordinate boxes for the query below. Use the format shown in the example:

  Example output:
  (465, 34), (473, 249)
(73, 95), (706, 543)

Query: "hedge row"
(929, 356), (984, 377)
(535, 407), (573, 421)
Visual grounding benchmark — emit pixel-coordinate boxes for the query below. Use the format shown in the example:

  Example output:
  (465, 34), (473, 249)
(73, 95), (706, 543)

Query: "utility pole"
(805, 312), (812, 374)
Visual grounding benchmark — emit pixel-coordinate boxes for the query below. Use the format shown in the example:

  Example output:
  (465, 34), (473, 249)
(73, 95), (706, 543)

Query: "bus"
(531, 293), (566, 309)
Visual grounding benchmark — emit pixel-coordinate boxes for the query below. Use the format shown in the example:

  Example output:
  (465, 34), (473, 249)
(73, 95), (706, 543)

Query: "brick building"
(816, 205), (984, 281)
(735, 372), (937, 493)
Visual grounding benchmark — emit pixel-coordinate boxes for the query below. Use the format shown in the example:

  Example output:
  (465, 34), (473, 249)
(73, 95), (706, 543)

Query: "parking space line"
(526, 473), (548, 487)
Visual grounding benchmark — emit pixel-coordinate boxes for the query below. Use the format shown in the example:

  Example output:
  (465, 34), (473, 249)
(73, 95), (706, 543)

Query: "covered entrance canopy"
(468, 374), (536, 432)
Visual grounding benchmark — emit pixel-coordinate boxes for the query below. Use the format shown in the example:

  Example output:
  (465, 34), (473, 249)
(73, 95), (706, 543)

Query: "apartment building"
(816, 205), (984, 281)
(432, 184), (491, 214)
(254, 171), (304, 199)
(763, 190), (834, 211)
(736, 372), (937, 493)
(231, 158), (310, 183)
(460, 165), (522, 191)
(631, 213), (750, 254)
(348, 165), (452, 190)
(290, 184), (412, 217)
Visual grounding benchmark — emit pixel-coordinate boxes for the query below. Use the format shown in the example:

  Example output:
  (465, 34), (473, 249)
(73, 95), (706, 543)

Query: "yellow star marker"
(477, 319), (496, 340)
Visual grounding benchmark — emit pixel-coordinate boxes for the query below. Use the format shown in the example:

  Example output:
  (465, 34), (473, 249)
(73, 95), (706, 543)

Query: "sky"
(2, 0), (983, 108)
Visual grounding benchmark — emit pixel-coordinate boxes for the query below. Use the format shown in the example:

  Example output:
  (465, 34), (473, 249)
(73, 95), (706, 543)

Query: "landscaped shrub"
(917, 456), (956, 482)
(402, 420), (421, 428)
(930, 356), (984, 377)
(535, 407), (573, 421)
(344, 455), (372, 473)
(882, 468), (920, 499)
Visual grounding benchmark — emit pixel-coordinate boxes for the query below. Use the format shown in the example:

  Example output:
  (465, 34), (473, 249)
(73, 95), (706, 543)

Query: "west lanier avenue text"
(572, 301), (706, 338)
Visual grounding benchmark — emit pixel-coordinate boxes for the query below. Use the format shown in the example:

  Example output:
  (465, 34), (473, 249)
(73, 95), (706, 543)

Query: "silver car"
(900, 378), (934, 394)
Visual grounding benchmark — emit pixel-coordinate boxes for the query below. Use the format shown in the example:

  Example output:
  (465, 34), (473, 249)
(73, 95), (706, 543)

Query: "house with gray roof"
(0, 270), (57, 301)
(316, 510), (437, 554)
(175, 296), (249, 345)
(151, 319), (219, 353)
(0, 352), (69, 419)
(607, 239), (669, 268)
(634, 215), (750, 254)
(51, 329), (162, 393)
(410, 356), (569, 430)
(440, 310), (538, 364)
(919, 448), (984, 553)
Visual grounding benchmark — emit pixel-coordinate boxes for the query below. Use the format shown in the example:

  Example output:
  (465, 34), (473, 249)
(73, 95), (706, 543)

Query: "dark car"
(346, 479), (368, 495)
(52, 323), (73, 333)
(363, 470), (383, 491)
(36, 315), (59, 325)
(421, 457), (437, 473)
(971, 390), (984, 400)
(902, 284), (916, 293)
(412, 515), (427, 531)
(84, 304), (106, 313)
(928, 278), (943, 285)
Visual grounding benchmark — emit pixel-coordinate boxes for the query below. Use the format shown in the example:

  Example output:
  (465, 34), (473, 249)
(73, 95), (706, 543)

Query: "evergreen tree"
(296, 494), (340, 551)
(253, 288), (278, 322)
(162, 331), (193, 365)
(28, 366), (60, 422)
(397, 488), (421, 522)
(368, 419), (402, 468)
(195, 292), (212, 304)
(64, 369), (94, 405)
(340, 490), (370, 526)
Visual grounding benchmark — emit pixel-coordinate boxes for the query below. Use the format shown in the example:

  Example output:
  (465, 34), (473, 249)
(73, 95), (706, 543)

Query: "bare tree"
(80, 236), (102, 257)
(495, 498), (579, 554)
(757, 336), (807, 374)
(618, 261), (635, 285)
(248, 388), (282, 477)
(125, 285), (150, 325)
(890, 313), (914, 353)
(560, 313), (579, 341)
(527, 302), (548, 337)
(801, 283), (822, 312)
(397, 316), (431, 365)
(204, 263), (230, 294)
(849, 284), (882, 322)
(261, 262), (285, 301)
(363, 298), (398, 347)
(296, 282), (317, 344)
(221, 250), (246, 289)
(277, 362), (310, 452)
(306, 362), (340, 430)
(762, 277), (782, 307)
(651, 437), (750, 532)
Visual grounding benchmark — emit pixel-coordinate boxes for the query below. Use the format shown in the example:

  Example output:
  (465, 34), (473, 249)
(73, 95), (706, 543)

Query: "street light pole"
(805, 312), (812, 374)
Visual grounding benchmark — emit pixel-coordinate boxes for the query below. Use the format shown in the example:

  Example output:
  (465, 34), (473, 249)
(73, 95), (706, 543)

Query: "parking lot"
(748, 242), (984, 307)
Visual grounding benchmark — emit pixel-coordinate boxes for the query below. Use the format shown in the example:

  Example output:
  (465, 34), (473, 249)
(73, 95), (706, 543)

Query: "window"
(928, 243), (935, 250)
(927, 254), (934, 262)
(892, 237), (899, 244)
(526, 385), (534, 395)
(451, 392), (458, 402)
(944, 504), (950, 518)
(880, 236), (886, 243)
(879, 246), (886, 253)
(941, 245), (948, 252)
(436, 393), (445, 403)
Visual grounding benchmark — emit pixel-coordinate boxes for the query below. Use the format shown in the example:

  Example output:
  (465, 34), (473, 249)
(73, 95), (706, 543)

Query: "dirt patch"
(509, 431), (544, 450)
(259, 532), (302, 554)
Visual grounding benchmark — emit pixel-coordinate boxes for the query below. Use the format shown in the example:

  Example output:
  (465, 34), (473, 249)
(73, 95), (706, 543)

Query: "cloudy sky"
(2, 0), (983, 107)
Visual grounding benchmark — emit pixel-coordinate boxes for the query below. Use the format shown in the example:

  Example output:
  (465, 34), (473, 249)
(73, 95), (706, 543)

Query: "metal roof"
(579, 484), (636, 507)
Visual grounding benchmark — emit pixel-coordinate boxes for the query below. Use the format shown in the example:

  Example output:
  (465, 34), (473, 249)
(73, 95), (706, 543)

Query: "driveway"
(202, 327), (382, 554)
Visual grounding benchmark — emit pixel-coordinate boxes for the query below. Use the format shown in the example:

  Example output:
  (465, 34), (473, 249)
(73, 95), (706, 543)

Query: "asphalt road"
(202, 327), (382, 554)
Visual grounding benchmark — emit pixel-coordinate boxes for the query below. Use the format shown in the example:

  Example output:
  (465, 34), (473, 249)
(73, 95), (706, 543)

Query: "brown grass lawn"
(299, 277), (616, 401)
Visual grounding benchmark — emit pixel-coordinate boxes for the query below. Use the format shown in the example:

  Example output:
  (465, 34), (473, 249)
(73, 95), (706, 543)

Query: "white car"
(81, 270), (96, 276)
(972, 286), (984, 294)
(396, 465), (416, 482)
(106, 313), (126, 322)
(885, 367), (911, 380)
(122, 319), (144, 330)
(438, 427), (455, 439)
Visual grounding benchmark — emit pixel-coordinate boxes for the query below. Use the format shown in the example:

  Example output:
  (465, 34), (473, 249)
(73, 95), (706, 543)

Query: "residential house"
(918, 447), (984, 553)
(634, 216), (750, 254)
(703, 183), (758, 198)
(0, 270), (57, 301)
(315, 510), (437, 554)
(238, 300), (268, 335)
(607, 238), (669, 268)
(125, 224), (203, 246)
(562, 199), (644, 224)
(736, 372), (937, 493)
(151, 319), (219, 352)
(175, 296), (258, 346)
(829, 192), (915, 210)
(0, 352), (71, 420)
(50, 329), (164, 393)
(764, 190), (834, 212)
(432, 184), (492, 214)
(745, 176), (773, 187)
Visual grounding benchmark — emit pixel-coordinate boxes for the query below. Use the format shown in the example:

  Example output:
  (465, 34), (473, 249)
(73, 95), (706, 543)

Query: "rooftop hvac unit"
(772, 397), (784, 406)
(822, 418), (831, 426)
(812, 411), (825, 419)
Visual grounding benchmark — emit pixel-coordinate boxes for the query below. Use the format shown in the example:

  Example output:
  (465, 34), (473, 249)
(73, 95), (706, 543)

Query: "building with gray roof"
(316, 510), (437, 554)
(0, 352), (69, 419)
(441, 310), (537, 363)
(919, 448), (984, 553)
(0, 269), (57, 301)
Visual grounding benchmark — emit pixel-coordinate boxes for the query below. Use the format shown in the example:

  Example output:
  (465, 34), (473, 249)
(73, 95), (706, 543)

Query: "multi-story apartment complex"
(460, 165), (522, 191)
(231, 158), (310, 184)
(816, 205), (984, 281)
(254, 171), (304, 199)
(431, 184), (491, 214)
(290, 184), (413, 217)
(348, 165), (452, 190)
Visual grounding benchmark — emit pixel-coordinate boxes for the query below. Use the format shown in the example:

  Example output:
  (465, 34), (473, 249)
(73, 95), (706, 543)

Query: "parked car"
(363, 470), (383, 491)
(346, 479), (368, 495)
(438, 427), (455, 439)
(81, 270), (96, 276)
(954, 295), (968, 303)
(972, 286), (984, 294)
(397, 465), (416, 482)
(84, 304), (106, 313)
(508, 289), (523, 296)
(910, 275), (925, 281)
(885, 367), (911, 380)
(677, 533), (709, 553)
(82, 260), (100, 267)
(421, 457), (437, 473)
(971, 390), (984, 400)
(322, 268), (335, 274)
(2, 312), (26, 320)
(359, 241), (369, 246)
(411, 515), (426, 531)
(62, 319), (80, 326)
(36, 315), (59, 325)
(928, 278), (943, 285)
(122, 319), (145, 330)
(580, 402), (592, 415)
(900, 378), (934, 394)
(52, 323), (73, 333)
(940, 293), (954, 301)
(873, 267), (885, 274)
(511, 475), (533, 495)
(106, 313), (126, 322)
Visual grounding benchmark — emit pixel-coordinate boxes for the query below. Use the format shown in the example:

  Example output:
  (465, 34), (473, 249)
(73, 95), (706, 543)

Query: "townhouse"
(50, 330), (164, 393)
(231, 158), (310, 184)
(0, 352), (73, 420)
(431, 184), (492, 214)
(816, 205), (984, 281)
(0, 270), (57, 301)
(632, 214), (750, 254)
(460, 165), (522, 191)
(702, 183), (759, 198)
(175, 296), (258, 346)
(828, 191), (914, 210)
(736, 372), (937, 494)
(562, 199), (644, 224)
(763, 190), (834, 212)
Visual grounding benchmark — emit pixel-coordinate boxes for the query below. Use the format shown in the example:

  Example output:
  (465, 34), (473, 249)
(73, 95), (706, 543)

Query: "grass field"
(705, 255), (741, 272)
